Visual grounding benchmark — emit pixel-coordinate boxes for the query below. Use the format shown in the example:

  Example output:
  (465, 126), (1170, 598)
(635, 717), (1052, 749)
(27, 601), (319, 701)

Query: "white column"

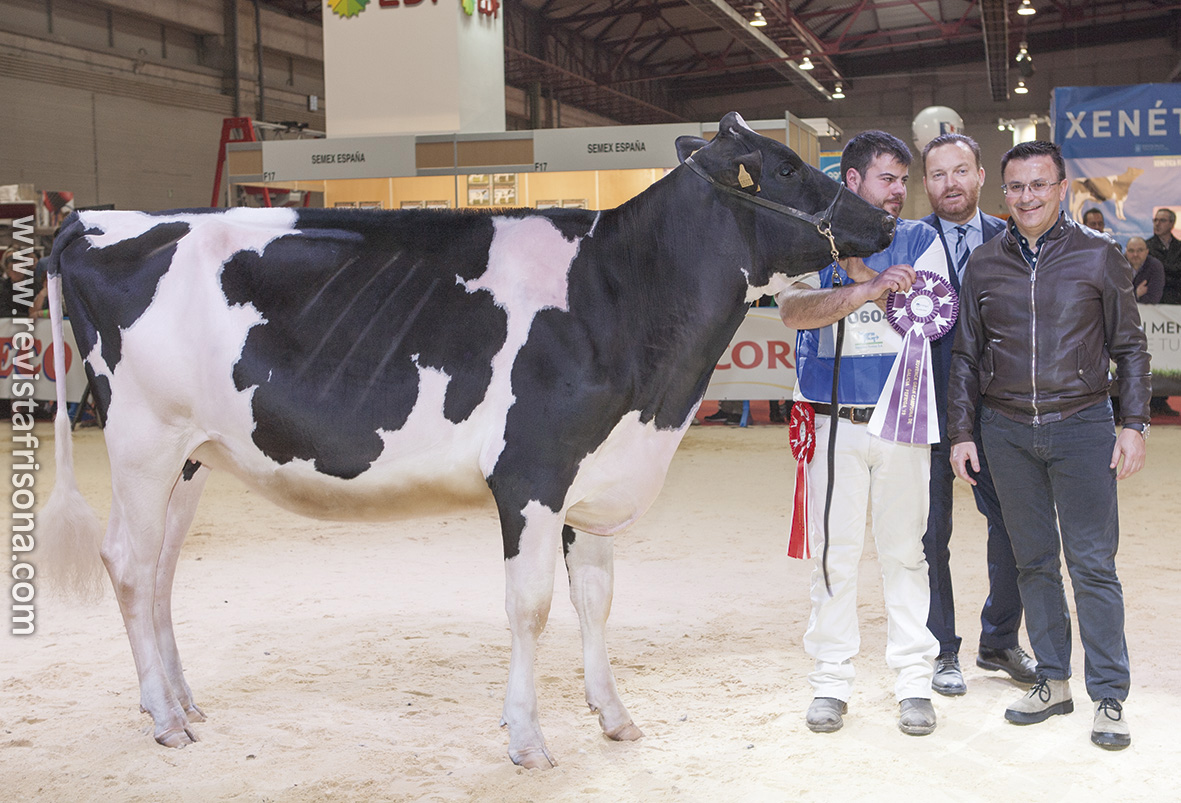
(322, 0), (505, 137)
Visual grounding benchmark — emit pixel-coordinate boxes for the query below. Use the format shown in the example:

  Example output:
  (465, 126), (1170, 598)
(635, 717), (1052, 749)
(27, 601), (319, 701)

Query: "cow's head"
(676, 112), (894, 292)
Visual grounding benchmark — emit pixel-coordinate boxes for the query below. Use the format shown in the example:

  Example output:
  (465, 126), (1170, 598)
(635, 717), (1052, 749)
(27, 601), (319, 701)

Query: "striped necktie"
(954, 225), (971, 281)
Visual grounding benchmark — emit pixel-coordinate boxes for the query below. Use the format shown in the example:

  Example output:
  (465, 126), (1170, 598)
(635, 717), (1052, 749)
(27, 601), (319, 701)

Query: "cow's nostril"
(883, 216), (896, 236)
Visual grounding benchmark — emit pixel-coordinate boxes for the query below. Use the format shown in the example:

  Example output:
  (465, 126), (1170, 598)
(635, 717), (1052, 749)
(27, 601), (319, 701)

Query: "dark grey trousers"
(980, 399), (1130, 702)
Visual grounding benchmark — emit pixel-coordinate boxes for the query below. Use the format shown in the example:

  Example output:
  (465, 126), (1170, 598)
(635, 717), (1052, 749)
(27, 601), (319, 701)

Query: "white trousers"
(802, 414), (937, 702)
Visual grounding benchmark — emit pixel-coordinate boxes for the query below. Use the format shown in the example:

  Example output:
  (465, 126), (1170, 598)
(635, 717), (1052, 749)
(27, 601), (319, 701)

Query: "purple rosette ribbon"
(868, 270), (958, 444)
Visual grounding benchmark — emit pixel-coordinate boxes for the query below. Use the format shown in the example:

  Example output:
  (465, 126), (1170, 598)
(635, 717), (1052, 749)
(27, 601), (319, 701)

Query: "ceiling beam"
(980, 0), (1010, 102)
(680, 0), (834, 101)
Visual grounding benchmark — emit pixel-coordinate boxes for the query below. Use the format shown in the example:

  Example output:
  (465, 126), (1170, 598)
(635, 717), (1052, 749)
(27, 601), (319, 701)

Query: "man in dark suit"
(919, 133), (1036, 696)
(1147, 208), (1181, 304)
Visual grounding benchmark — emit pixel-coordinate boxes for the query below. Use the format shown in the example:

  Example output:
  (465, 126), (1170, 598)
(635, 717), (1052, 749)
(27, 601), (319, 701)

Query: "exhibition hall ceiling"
(266, 0), (1178, 124)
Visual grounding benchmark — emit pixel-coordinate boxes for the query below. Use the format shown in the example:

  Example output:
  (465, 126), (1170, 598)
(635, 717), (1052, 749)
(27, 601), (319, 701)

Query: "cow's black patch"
(86, 371), (113, 425)
(221, 208), (508, 480)
(56, 218), (191, 375)
(518, 208), (596, 242)
(561, 524), (577, 558)
(181, 460), (202, 481)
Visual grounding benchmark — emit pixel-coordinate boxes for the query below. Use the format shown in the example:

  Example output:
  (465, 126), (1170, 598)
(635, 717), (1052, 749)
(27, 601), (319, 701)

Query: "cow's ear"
(724, 150), (764, 195)
(676, 136), (709, 164)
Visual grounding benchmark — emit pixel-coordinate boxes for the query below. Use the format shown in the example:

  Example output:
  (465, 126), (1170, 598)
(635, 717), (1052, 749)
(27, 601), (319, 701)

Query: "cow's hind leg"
(154, 461), (211, 725)
(499, 501), (563, 769)
(101, 443), (199, 747)
(563, 526), (642, 741)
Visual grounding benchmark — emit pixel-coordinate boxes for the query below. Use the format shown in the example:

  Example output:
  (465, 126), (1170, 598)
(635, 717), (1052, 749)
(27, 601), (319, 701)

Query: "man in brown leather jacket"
(947, 140), (1150, 752)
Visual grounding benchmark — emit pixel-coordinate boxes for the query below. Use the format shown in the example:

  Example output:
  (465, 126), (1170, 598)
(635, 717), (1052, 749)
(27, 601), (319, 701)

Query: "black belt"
(810, 403), (875, 424)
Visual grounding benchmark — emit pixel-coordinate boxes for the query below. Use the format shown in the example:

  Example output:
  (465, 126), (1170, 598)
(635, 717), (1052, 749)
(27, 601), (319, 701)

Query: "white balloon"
(912, 106), (965, 150)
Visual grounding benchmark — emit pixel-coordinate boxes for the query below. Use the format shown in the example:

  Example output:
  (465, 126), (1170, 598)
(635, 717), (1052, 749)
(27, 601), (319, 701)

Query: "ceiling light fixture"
(1014, 40), (1034, 78)
(750, 2), (767, 27)
(1017, 0), (1036, 16)
(832, 83), (845, 99)
(1014, 79), (1029, 95)
(799, 50), (814, 70)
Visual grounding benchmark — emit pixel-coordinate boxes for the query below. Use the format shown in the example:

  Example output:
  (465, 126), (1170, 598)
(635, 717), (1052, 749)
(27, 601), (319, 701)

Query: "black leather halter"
(682, 155), (844, 263)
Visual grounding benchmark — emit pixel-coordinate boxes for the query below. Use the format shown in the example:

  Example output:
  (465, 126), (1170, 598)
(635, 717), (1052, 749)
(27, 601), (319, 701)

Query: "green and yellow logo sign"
(328, 0), (369, 18)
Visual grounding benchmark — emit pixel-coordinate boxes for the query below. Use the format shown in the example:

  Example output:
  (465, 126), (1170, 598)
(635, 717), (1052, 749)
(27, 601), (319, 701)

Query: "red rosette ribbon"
(787, 401), (816, 560)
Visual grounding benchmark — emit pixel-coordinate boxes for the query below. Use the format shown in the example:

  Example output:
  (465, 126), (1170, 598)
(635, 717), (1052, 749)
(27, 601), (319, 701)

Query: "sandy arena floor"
(3, 421), (1180, 802)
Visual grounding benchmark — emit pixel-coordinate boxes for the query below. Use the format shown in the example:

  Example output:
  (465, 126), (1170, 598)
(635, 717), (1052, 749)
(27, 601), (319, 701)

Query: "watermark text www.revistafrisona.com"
(9, 215), (39, 635)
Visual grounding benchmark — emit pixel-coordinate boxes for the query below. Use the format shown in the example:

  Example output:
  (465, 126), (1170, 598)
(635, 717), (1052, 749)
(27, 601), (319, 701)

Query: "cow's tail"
(37, 264), (107, 601)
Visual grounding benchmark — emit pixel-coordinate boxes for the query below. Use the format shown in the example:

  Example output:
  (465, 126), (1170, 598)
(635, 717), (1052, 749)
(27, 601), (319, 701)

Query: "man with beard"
(919, 133), (1036, 698)
(779, 130), (940, 736)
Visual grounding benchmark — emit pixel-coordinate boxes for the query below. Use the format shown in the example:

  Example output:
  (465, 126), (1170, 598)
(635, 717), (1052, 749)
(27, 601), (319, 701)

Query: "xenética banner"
(1053, 84), (1181, 243)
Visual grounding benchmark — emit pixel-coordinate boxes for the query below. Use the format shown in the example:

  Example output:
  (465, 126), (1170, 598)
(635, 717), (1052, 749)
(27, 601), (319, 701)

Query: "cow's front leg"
(500, 500), (563, 768)
(563, 526), (642, 741)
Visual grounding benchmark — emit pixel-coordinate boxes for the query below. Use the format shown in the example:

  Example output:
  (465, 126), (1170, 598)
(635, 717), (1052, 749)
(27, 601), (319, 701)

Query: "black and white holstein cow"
(41, 113), (893, 768)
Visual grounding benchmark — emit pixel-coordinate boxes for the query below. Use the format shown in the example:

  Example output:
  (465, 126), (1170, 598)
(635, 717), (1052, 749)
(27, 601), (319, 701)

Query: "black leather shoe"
(806, 697), (847, 733)
(898, 698), (937, 735)
(977, 645), (1037, 684)
(932, 651), (967, 696)
(703, 409), (741, 425)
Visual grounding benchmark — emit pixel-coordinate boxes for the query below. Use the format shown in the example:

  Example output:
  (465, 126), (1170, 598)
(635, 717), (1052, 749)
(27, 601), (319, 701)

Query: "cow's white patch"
(462, 216), (581, 475)
(86, 209), (298, 492)
(745, 272), (791, 302)
(564, 408), (697, 535)
(81, 331), (114, 395)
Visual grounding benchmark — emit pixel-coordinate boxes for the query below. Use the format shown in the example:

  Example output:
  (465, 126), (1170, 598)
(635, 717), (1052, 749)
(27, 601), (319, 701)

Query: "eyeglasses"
(1001, 179), (1063, 196)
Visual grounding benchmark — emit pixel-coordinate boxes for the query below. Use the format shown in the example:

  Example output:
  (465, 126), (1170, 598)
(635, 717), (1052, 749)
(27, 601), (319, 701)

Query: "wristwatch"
(1123, 422), (1150, 441)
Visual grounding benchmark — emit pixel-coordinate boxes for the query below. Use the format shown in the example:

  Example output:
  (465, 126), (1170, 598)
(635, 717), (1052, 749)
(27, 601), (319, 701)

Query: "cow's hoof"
(605, 720), (643, 741)
(184, 704), (206, 723)
(155, 725), (198, 748)
(509, 746), (556, 769)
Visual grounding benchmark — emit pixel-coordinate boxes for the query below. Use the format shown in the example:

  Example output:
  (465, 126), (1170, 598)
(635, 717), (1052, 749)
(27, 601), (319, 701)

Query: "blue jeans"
(980, 399), (1129, 702)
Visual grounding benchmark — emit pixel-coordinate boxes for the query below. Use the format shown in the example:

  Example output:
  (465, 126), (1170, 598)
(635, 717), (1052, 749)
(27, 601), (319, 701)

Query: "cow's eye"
(778, 166), (794, 177)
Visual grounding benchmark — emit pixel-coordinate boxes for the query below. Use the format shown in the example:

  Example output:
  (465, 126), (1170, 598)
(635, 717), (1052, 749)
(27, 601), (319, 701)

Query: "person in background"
(949, 140), (1150, 751)
(1082, 208), (1105, 233)
(1125, 237), (1164, 305)
(703, 399), (744, 424)
(0, 247), (20, 317)
(919, 132), (1035, 698)
(1, 246), (44, 319)
(779, 130), (939, 737)
(1147, 208), (1181, 304)
(1126, 236), (1175, 416)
